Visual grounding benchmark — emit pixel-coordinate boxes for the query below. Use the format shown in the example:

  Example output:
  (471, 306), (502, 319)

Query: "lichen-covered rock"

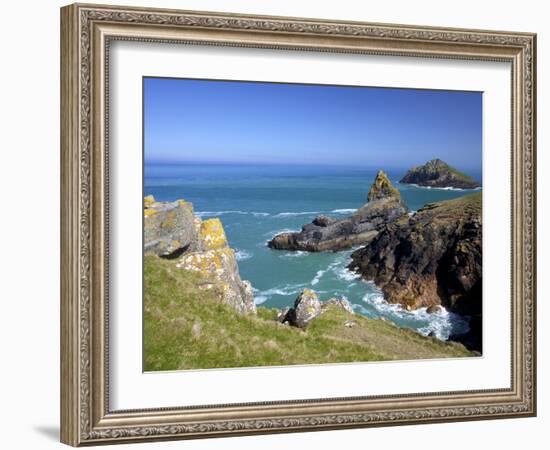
(284, 289), (322, 328)
(322, 298), (354, 315)
(268, 170), (407, 252)
(399, 159), (480, 189)
(144, 196), (198, 257)
(199, 218), (228, 250)
(175, 231), (255, 314)
(367, 170), (402, 202)
(349, 193), (482, 351)
(279, 291), (355, 328)
(144, 196), (256, 315)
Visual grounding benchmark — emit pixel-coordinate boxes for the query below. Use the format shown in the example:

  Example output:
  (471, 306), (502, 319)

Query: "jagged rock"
(284, 289), (322, 328)
(144, 196), (198, 257)
(322, 298), (354, 315)
(268, 170), (407, 252)
(175, 231), (256, 315)
(144, 196), (256, 315)
(400, 159), (480, 189)
(349, 193), (482, 351)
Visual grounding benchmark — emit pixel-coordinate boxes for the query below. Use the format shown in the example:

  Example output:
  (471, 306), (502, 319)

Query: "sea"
(144, 163), (482, 341)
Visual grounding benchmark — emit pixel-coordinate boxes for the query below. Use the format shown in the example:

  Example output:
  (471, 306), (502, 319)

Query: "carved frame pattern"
(60, 3), (536, 446)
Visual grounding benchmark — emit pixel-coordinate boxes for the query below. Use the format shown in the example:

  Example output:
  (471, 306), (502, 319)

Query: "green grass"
(144, 256), (473, 371)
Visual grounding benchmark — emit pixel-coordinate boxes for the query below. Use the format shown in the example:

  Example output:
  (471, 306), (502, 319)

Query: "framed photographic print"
(60, 3), (537, 446)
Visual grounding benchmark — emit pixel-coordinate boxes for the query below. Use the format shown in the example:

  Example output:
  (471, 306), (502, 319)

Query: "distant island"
(399, 159), (480, 189)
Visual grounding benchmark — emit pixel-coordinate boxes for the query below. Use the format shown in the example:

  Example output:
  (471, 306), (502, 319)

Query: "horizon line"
(144, 159), (483, 171)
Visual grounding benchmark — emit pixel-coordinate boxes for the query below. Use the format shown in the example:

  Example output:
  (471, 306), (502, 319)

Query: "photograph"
(142, 77), (483, 371)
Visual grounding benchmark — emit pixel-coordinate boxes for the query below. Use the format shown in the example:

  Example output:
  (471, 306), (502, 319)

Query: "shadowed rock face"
(399, 159), (480, 189)
(144, 196), (256, 315)
(268, 170), (408, 252)
(349, 193), (482, 351)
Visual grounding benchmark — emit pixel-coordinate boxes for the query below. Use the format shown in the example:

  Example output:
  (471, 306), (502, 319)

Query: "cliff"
(268, 170), (408, 252)
(144, 196), (255, 315)
(399, 159), (480, 189)
(349, 193), (482, 351)
(143, 262), (473, 371)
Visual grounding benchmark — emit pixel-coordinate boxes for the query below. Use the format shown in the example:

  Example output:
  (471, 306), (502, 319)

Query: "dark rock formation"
(399, 159), (480, 189)
(144, 196), (256, 315)
(268, 170), (408, 252)
(349, 193), (482, 351)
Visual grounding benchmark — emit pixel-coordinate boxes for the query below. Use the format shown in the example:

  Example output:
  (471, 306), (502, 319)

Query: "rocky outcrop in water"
(268, 170), (408, 252)
(278, 290), (354, 329)
(399, 159), (480, 189)
(349, 193), (482, 351)
(144, 196), (256, 315)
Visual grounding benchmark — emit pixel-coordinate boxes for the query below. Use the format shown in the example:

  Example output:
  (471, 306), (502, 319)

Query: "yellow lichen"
(144, 208), (159, 218)
(199, 218), (228, 250)
(177, 248), (233, 275)
(144, 195), (155, 207)
(177, 199), (194, 214)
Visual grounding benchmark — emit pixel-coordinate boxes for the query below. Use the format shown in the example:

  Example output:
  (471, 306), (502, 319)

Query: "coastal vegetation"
(144, 255), (472, 371)
(143, 161), (482, 370)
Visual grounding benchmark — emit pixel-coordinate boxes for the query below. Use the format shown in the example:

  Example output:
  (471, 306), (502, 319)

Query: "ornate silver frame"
(60, 3), (536, 446)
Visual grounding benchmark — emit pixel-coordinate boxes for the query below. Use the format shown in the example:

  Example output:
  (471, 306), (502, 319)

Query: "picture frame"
(60, 2), (536, 446)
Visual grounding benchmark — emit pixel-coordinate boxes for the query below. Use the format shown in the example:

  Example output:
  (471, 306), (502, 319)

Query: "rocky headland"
(349, 193), (482, 351)
(399, 159), (480, 189)
(144, 195), (256, 315)
(268, 170), (408, 252)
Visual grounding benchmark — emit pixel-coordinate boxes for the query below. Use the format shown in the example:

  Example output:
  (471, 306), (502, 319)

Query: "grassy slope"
(419, 191), (482, 220)
(144, 256), (473, 371)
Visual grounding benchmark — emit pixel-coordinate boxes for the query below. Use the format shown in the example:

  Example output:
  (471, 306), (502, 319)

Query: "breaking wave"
(407, 184), (482, 192)
(331, 208), (357, 214)
(195, 210), (270, 218)
(360, 285), (470, 340)
(235, 249), (253, 261)
(273, 211), (320, 217)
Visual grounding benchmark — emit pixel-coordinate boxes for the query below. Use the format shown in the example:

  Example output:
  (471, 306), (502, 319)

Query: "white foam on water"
(407, 184), (482, 192)
(311, 269), (327, 285)
(195, 210), (270, 218)
(278, 251), (308, 259)
(360, 285), (469, 341)
(235, 249), (253, 261)
(274, 211), (321, 217)
(335, 264), (361, 282)
(331, 208), (357, 214)
(254, 296), (268, 305)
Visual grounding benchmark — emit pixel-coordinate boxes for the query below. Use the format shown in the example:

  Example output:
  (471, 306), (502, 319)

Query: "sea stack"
(268, 170), (408, 252)
(399, 159), (480, 189)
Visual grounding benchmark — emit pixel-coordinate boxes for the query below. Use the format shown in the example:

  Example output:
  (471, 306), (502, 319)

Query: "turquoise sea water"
(145, 164), (482, 341)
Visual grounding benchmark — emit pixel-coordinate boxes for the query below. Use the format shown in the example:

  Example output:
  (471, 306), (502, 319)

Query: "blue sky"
(144, 77), (482, 172)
